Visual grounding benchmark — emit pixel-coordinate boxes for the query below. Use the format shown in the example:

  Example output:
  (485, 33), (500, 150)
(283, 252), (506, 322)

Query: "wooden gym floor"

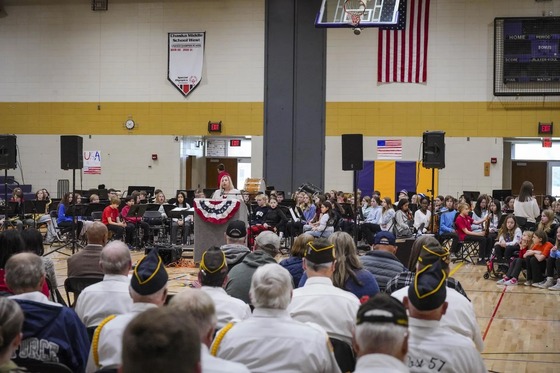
(46, 245), (559, 373)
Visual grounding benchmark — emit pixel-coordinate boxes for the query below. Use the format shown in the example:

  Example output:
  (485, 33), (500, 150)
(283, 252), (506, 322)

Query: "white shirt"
(354, 353), (409, 373)
(414, 209), (431, 232)
(513, 198), (540, 223)
(200, 286), (251, 329)
(201, 343), (250, 373)
(406, 318), (486, 373)
(9, 291), (62, 307)
(86, 302), (157, 372)
(75, 274), (133, 327)
(212, 308), (341, 373)
(391, 286), (484, 352)
(288, 276), (360, 346)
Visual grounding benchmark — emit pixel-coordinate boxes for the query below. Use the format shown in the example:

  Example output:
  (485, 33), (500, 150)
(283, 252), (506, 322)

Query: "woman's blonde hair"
(328, 231), (363, 290)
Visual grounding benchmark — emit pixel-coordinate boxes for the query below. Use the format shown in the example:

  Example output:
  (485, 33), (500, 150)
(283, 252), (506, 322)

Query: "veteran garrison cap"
(200, 246), (227, 276)
(417, 238), (450, 268)
(408, 260), (447, 311)
(131, 247), (168, 296)
(304, 238), (336, 264)
(356, 293), (408, 327)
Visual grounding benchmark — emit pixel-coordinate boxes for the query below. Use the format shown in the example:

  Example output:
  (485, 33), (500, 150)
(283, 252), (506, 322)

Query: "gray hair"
(226, 236), (246, 245)
(169, 288), (217, 338)
(250, 264), (292, 310)
(5, 253), (45, 293)
(129, 285), (167, 304)
(354, 322), (408, 357)
(0, 297), (23, 354)
(304, 258), (333, 272)
(100, 241), (132, 275)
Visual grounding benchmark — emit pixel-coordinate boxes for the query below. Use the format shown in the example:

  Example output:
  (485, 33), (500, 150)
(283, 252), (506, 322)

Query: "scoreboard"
(503, 18), (560, 83)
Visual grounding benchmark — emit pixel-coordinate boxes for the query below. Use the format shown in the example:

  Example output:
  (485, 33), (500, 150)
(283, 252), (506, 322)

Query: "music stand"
(85, 202), (107, 218)
(24, 200), (47, 229)
(0, 203), (16, 230)
(44, 203), (86, 257)
(127, 204), (150, 248)
(127, 186), (155, 200)
(492, 189), (512, 202)
(203, 188), (217, 198)
(462, 191), (480, 204)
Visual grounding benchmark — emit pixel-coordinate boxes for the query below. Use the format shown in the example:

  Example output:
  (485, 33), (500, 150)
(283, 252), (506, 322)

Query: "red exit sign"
(543, 138), (552, 148)
(208, 121), (222, 133)
(538, 122), (553, 135)
(230, 139), (241, 147)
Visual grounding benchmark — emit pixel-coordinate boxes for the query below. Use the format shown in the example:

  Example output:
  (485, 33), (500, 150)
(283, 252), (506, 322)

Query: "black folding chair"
(64, 276), (103, 308)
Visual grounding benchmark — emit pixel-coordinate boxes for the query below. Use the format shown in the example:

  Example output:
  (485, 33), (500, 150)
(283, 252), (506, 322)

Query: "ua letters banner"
(168, 32), (205, 97)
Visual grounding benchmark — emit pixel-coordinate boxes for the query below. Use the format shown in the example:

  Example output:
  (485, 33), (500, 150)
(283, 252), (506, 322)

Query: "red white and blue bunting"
(194, 199), (240, 224)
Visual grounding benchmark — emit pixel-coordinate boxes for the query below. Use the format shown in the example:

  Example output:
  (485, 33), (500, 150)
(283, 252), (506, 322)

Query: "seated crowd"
(0, 179), (559, 372)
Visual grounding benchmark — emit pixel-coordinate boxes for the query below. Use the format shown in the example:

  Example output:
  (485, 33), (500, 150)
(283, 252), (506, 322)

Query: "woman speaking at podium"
(212, 175), (242, 200)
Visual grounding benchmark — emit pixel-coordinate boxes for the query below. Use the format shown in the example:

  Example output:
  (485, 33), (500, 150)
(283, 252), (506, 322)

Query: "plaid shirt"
(385, 270), (470, 301)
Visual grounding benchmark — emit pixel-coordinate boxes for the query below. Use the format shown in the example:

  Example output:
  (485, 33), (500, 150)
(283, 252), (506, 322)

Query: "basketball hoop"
(343, 0), (366, 28)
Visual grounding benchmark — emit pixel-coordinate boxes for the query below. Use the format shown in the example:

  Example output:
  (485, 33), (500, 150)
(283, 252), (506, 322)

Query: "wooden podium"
(193, 199), (248, 263)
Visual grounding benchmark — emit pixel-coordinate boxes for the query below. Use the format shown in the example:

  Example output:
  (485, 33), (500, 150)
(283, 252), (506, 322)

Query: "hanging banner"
(83, 150), (101, 175)
(168, 32), (205, 97)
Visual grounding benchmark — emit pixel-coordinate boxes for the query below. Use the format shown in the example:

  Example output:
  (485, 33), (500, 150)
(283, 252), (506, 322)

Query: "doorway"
(206, 158), (238, 189)
(511, 160), (547, 205)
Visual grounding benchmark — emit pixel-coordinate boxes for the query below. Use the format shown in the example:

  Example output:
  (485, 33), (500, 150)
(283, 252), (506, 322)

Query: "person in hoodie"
(220, 220), (251, 272)
(6, 253), (89, 373)
(226, 231), (280, 305)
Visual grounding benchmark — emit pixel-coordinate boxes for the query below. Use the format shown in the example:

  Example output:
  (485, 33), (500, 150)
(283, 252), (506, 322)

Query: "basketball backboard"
(315, 0), (401, 28)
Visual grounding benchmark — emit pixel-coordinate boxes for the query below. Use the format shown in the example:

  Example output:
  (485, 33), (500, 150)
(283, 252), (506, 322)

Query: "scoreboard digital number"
(503, 18), (560, 83)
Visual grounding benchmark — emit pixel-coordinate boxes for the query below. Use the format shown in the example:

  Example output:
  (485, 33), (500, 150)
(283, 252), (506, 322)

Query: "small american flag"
(84, 167), (101, 175)
(378, 0), (431, 83)
(377, 139), (402, 159)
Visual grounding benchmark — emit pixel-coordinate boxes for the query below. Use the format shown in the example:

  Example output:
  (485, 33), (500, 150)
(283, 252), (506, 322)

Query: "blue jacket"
(57, 203), (73, 224)
(360, 250), (406, 291)
(13, 300), (90, 373)
(439, 210), (457, 234)
(299, 269), (380, 299)
(279, 256), (304, 287)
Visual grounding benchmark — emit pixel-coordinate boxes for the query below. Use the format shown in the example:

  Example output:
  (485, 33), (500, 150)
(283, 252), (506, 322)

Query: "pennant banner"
(194, 199), (240, 225)
(168, 32), (205, 96)
(357, 160), (437, 201)
(378, 0), (431, 83)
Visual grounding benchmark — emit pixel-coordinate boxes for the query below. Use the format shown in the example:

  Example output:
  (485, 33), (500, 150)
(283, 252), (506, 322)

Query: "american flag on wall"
(377, 0), (431, 83)
(377, 139), (402, 159)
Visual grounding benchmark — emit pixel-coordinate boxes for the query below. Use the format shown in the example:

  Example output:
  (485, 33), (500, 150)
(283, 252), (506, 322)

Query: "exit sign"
(230, 139), (241, 147)
(208, 121), (222, 133)
(538, 122), (553, 135)
(543, 138), (552, 148)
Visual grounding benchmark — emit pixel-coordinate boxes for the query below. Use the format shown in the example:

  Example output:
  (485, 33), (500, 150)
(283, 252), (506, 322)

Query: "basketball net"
(343, 0), (366, 28)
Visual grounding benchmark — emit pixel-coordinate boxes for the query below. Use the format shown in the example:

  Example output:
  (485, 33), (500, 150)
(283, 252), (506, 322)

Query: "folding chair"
(64, 276), (103, 308)
(43, 211), (76, 256)
(454, 240), (479, 264)
(329, 337), (356, 373)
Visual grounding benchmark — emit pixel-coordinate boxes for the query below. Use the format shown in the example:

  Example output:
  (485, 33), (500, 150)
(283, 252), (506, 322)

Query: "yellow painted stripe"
(374, 161), (396, 202)
(417, 164), (438, 198)
(449, 261), (464, 277)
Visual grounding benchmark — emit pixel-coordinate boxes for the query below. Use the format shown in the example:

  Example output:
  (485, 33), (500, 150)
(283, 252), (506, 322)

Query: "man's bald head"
(100, 241), (132, 275)
(87, 222), (109, 245)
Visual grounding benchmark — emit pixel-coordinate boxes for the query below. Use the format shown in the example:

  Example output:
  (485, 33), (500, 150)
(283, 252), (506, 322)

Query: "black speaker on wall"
(0, 135), (17, 170)
(341, 134), (363, 171)
(61, 135), (83, 170)
(422, 131), (446, 169)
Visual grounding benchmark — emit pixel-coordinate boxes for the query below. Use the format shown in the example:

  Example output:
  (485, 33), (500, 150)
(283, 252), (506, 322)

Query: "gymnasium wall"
(0, 0), (559, 197)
